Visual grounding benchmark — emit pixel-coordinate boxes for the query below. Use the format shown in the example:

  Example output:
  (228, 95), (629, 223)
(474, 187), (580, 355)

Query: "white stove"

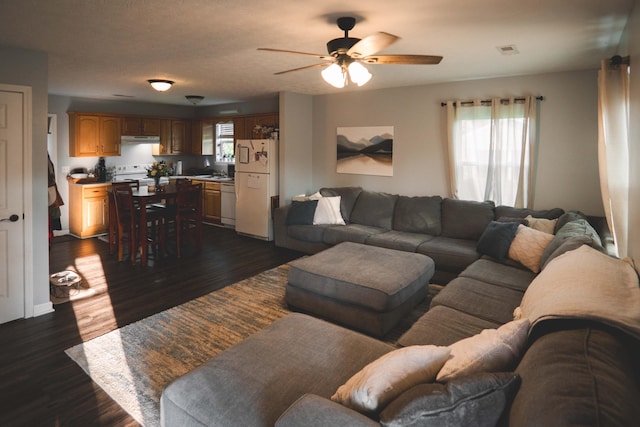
(112, 164), (169, 186)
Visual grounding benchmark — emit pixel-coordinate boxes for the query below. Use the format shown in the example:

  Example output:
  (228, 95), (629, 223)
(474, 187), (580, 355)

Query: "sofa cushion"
(508, 224), (554, 273)
(510, 327), (640, 426)
(323, 224), (386, 245)
(436, 319), (530, 382)
(540, 218), (603, 268)
(476, 221), (519, 260)
(313, 196), (345, 225)
(416, 237), (481, 274)
(331, 345), (450, 413)
(287, 200), (318, 225)
(288, 223), (332, 242)
(276, 394), (379, 427)
(459, 259), (536, 292)
(525, 215), (557, 234)
(553, 210), (588, 233)
(495, 205), (564, 220)
(320, 186), (363, 222)
(160, 313), (395, 427)
(393, 195), (442, 235)
(441, 199), (495, 240)
(380, 372), (521, 427)
(366, 230), (435, 253)
(431, 277), (524, 325)
(398, 305), (501, 347)
(349, 191), (398, 229)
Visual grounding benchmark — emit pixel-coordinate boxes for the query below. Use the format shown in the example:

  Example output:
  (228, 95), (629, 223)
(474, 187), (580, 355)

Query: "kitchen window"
(216, 121), (235, 163)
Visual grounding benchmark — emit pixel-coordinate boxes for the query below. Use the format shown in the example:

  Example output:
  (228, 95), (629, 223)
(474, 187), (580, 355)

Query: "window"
(215, 121), (235, 163)
(446, 97), (537, 207)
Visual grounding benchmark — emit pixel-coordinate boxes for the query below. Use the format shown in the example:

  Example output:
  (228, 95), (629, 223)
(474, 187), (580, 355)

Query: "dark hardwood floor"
(0, 225), (302, 426)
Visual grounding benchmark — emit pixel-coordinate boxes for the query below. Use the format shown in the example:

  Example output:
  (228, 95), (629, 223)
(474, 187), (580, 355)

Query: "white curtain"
(446, 96), (537, 207)
(598, 59), (630, 258)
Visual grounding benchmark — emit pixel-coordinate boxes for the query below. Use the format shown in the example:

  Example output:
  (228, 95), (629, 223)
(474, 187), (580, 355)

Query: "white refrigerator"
(235, 139), (278, 240)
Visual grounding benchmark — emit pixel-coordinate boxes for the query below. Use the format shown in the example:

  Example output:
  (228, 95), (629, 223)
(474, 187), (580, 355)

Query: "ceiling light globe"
(348, 62), (372, 86)
(148, 79), (174, 91)
(321, 63), (346, 88)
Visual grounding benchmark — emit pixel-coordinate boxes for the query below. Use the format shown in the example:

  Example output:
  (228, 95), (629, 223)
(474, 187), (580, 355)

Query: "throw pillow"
(313, 196), (346, 225)
(436, 319), (530, 382)
(331, 345), (450, 413)
(508, 225), (554, 273)
(286, 200), (318, 225)
(476, 221), (520, 260)
(380, 372), (521, 427)
(496, 216), (529, 226)
(525, 215), (557, 234)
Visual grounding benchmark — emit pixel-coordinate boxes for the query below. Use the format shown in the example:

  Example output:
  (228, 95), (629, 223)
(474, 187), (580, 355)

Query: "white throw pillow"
(525, 215), (557, 235)
(332, 345), (450, 413)
(436, 319), (530, 382)
(313, 196), (345, 225)
(508, 224), (554, 273)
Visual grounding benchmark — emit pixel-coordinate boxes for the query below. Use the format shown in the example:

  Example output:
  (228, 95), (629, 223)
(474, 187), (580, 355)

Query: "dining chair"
(174, 182), (203, 258)
(112, 183), (139, 265)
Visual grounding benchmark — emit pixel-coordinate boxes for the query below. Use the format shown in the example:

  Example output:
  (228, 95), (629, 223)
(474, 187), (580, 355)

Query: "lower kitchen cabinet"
(69, 182), (111, 238)
(192, 180), (221, 223)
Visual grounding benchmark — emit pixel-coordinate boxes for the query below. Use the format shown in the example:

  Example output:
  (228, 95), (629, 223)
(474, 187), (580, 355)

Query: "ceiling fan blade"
(257, 47), (334, 61)
(273, 62), (331, 75)
(362, 54), (443, 65)
(347, 32), (399, 58)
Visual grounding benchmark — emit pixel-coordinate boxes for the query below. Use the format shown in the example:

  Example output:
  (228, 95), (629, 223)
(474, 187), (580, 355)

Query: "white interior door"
(0, 89), (25, 324)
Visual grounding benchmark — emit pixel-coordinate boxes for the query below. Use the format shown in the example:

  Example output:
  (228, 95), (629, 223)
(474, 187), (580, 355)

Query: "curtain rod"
(440, 96), (544, 107)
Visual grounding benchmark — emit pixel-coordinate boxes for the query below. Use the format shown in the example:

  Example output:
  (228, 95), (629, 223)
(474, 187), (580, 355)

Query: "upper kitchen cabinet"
(69, 113), (121, 157)
(153, 119), (191, 155)
(244, 113), (279, 139)
(121, 116), (162, 136)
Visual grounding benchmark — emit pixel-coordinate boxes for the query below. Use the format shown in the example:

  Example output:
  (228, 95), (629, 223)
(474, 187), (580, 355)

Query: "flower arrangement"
(147, 161), (170, 178)
(254, 124), (277, 139)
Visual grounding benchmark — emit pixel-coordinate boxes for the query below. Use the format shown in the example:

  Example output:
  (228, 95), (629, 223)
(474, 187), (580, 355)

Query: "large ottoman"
(286, 242), (434, 336)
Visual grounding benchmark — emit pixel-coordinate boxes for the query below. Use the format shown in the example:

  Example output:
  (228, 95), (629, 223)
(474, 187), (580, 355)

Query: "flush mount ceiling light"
(185, 95), (205, 105)
(148, 79), (174, 91)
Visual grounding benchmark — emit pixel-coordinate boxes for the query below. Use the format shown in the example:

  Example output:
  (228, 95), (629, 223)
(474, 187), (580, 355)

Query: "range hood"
(121, 135), (161, 144)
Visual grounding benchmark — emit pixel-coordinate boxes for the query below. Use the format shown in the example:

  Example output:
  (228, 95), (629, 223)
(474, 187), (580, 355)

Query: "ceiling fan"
(258, 17), (442, 88)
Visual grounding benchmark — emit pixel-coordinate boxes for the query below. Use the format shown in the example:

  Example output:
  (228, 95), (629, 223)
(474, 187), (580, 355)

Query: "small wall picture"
(337, 126), (393, 176)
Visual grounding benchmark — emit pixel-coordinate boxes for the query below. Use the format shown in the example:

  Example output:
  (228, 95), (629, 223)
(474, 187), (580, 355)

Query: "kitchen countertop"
(171, 175), (235, 183)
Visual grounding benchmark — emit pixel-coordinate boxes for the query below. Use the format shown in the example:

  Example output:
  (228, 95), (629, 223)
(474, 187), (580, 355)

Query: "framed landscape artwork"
(336, 126), (394, 176)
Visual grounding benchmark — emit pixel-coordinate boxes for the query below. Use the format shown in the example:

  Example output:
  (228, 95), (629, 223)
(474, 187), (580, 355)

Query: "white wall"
(279, 92), (314, 203)
(310, 69), (604, 215)
(0, 45), (49, 309)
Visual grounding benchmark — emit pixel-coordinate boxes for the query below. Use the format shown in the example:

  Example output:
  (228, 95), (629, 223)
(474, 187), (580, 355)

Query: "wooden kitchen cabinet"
(69, 113), (121, 157)
(153, 119), (191, 155)
(69, 182), (111, 238)
(244, 113), (279, 139)
(121, 116), (162, 136)
(192, 180), (221, 223)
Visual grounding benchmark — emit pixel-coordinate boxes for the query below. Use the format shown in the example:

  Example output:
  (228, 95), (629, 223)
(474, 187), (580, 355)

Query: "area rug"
(65, 263), (430, 426)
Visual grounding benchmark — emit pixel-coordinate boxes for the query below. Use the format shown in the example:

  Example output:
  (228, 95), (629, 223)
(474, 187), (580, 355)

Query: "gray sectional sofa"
(273, 187), (568, 284)
(161, 189), (640, 426)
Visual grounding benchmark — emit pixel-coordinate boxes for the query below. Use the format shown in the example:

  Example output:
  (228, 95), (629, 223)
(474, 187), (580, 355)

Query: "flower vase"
(154, 176), (161, 192)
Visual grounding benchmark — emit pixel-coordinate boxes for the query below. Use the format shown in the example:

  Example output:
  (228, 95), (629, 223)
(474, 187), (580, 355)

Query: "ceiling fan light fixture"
(321, 63), (346, 88)
(148, 79), (174, 91)
(348, 61), (372, 86)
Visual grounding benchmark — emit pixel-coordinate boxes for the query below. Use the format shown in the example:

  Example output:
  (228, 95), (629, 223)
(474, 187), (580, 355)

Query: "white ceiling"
(0, 0), (634, 106)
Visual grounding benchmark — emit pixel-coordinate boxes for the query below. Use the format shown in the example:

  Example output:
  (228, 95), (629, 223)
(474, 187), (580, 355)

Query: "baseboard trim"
(33, 302), (55, 317)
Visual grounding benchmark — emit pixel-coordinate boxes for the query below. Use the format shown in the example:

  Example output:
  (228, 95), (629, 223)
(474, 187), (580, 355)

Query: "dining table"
(108, 184), (180, 266)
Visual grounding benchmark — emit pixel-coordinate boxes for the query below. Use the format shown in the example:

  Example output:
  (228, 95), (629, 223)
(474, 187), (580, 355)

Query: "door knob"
(0, 214), (20, 222)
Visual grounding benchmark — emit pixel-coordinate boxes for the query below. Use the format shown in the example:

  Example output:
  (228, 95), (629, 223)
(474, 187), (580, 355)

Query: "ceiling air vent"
(496, 45), (519, 55)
